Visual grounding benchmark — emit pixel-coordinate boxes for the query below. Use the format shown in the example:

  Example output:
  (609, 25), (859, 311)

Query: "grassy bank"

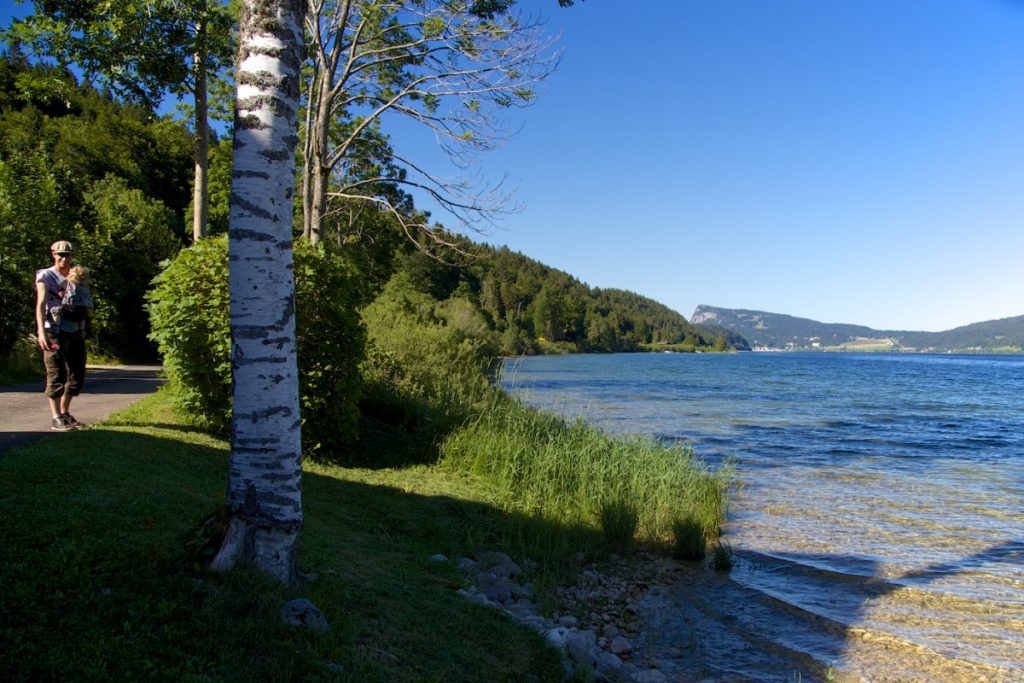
(441, 394), (731, 557)
(1, 386), (730, 681)
(0, 390), (565, 682)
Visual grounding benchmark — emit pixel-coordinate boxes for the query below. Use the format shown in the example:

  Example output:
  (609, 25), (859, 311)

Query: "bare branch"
(302, 1), (560, 244)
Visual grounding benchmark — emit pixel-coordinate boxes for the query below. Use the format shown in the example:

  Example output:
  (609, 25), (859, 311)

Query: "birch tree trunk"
(210, 0), (305, 584)
(191, 20), (209, 243)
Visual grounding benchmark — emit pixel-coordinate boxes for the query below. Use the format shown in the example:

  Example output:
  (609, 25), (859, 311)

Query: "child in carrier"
(57, 265), (93, 334)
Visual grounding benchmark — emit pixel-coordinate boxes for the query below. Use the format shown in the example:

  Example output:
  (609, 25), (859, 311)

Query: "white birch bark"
(210, 0), (305, 584)
(191, 28), (209, 243)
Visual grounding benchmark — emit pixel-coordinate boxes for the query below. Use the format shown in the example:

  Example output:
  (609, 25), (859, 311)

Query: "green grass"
(440, 393), (732, 552)
(0, 341), (44, 385)
(0, 389), (564, 682)
(711, 542), (734, 572)
(599, 498), (640, 556)
(1, 382), (732, 682)
(671, 515), (707, 561)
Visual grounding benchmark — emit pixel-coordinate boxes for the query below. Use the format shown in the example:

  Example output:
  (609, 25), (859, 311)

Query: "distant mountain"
(691, 306), (1024, 353)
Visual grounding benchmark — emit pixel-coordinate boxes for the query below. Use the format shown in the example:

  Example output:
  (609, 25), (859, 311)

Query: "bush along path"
(443, 549), (691, 683)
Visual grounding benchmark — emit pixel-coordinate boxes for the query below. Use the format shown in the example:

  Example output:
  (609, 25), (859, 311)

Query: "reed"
(671, 515), (707, 561)
(600, 498), (640, 556)
(441, 393), (731, 553)
(712, 541), (734, 571)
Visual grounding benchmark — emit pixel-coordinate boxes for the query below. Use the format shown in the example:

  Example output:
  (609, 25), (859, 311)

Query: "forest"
(0, 51), (724, 373)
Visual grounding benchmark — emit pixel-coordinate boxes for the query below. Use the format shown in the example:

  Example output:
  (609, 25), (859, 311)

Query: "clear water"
(503, 352), (1024, 681)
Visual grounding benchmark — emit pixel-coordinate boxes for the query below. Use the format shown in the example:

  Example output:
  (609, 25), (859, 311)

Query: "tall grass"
(0, 337), (44, 385)
(440, 393), (731, 552)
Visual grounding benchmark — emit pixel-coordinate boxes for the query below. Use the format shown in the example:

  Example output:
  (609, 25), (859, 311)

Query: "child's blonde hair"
(68, 265), (90, 286)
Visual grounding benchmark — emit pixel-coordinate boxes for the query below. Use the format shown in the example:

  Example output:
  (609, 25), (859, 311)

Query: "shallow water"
(503, 352), (1024, 681)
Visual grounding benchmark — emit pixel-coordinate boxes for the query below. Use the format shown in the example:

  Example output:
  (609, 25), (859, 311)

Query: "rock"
(590, 648), (625, 682)
(280, 598), (329, 633)
(503, 603), (536, 622)
(511, 582), (535, 600)
(565, 629), (597, 666)
(478, 550), (521, 578)
(610, 635), (633, 656)
(544, 626), (571, 648)
(449, 548), (672, 682)
(457, 588), (498, 608)
(476, 572), (512, 604)
(521, 616), (549, 633)
(429, 553), (447, 562)
(456, 557), (479, 573)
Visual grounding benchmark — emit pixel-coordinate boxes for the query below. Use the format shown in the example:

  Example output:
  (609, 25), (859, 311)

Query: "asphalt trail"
(0, 365), (165, 454)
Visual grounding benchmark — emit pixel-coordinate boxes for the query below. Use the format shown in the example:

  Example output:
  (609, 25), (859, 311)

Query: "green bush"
(147, 235), (365, 461)
(0, 334), (45, 384)
(361, 271), (498, 440)
(147, 237), (232, 431)
(0, 147), (77, 356)
(79, 174), (182, 360)
(293, 240), (366, 457)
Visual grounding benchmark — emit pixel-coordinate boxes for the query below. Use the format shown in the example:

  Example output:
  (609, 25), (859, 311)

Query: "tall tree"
(6, 0), (235, 242)
(300, 0), (560, 245)
(209, 0), (306, 583)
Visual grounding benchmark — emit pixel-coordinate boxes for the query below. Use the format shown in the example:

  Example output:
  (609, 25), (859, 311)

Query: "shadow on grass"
(0, 421), (591, 683)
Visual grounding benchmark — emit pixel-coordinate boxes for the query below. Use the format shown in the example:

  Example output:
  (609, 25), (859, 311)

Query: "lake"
(503, 352), (1024, 681)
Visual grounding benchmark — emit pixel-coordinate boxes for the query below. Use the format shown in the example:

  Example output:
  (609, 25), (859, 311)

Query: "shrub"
(0, 148), (77, 356)
(0, 334), (45, 384)
(360, 271), (498, 444)
(147, 237), (231, 431)
(79, 174), (182, 361)
(147, 235), (365, 461)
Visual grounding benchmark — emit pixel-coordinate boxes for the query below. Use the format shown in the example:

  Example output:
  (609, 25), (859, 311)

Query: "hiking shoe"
(51, 415), (73, 431)
(64, 413), (86, 429)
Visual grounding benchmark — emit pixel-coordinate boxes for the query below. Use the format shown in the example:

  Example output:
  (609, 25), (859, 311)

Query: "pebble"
(442, 551), (679, 682)
(280, 598), (330, 633)
(610, 635), (633, 656)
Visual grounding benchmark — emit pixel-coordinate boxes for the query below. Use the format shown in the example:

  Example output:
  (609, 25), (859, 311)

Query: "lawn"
(0, 389), (565, 682)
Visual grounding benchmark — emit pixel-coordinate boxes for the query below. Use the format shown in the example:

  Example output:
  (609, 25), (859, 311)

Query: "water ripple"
(505, 352), (1024, 681)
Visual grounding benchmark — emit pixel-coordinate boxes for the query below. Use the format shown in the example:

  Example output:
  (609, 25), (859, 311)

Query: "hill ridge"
(691, 305), (1024, 353)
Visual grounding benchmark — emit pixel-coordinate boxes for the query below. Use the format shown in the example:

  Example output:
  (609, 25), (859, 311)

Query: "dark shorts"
(43, 331), (87, 399)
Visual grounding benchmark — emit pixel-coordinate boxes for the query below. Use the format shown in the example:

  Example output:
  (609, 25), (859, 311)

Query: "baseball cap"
(51, 240), (74, 255)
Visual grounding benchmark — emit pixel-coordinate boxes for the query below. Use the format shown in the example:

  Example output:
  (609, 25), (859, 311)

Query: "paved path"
(0, 365), (165, 454)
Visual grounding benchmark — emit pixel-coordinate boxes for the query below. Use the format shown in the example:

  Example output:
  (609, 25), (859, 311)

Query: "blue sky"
(463, 0), (1024, 332)
(5, 0), (1023, 331)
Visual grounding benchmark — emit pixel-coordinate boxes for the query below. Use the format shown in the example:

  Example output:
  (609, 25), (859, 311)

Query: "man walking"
(35, 240), (90, 431)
